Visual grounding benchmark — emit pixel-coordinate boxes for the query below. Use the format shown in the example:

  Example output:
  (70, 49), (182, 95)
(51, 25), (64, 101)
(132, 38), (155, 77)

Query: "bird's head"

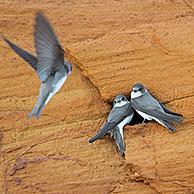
(131, 83), (146, 99)
(113, 94), (128, 107)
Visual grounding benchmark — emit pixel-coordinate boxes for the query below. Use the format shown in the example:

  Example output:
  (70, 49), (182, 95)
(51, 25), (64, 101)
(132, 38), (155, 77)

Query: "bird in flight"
(3, 12), (72, 118)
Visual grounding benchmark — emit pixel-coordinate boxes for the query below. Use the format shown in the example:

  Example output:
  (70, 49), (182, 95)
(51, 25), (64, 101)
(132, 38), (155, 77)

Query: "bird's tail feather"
(28, 102), (45, 119)
(113, 127), (125, 157)
(28, 88), (52, 119)
(169, 115), (183, 123)
(28, 93), (50, 118)
(160, 120), (176, 132)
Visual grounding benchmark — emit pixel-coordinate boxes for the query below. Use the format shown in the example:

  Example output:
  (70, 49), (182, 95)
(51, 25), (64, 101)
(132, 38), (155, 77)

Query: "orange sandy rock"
(0, 0), (194, 193)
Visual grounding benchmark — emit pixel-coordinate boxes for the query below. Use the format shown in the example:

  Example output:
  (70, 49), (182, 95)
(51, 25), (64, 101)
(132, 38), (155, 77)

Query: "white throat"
(114, 101), (128, 107)
(131, 88), (148, 99)
(131, 91), (143, 99)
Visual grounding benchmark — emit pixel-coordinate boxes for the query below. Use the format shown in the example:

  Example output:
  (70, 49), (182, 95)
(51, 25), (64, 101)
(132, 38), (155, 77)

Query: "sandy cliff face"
(0, 0), (194, 193)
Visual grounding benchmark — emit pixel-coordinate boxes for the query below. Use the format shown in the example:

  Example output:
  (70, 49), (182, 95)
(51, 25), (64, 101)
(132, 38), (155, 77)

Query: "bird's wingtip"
(27, 112), (34, 119)
(36, 11), (44, 17)
(1, 36), (16, 50)
(88, 138), (93, 143)
(179, 115), (184, 123)
(35, 11), (46, 22)
(0, 34), (7, 42)
(1, 36), (13, 47)
(120, 151), (125, 157)
(28, 111), (40, 119)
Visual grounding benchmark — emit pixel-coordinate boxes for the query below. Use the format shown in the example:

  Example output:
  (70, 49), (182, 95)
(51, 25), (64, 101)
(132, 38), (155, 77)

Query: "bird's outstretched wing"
(2, 37), (38, 70)
(34, 12), (64, 82)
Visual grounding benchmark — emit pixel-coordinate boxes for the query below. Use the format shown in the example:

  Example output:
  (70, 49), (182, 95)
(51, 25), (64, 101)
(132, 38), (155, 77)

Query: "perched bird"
(130, 83), (183, 132)
(89, 94), (134, 156)
(2, 12), (72, 118)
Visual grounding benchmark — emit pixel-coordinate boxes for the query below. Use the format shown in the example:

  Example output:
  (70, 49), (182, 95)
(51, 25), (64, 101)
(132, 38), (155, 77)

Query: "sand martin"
(130, 83), (183, 132)
(2, 12), (72, 118)
(89, 94), (134, 155)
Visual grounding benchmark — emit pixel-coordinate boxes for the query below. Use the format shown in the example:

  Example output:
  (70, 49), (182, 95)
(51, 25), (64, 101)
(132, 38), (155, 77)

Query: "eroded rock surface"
(0, 0), (194, 193)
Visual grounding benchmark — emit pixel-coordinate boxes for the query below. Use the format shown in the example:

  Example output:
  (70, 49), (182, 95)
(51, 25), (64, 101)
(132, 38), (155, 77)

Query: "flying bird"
(2, 12), (72, 118)
(130, 83), (183, 132)
(89, 94), (134, 156)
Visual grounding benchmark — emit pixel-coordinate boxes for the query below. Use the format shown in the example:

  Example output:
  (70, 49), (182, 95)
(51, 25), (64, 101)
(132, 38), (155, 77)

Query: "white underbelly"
(45, 93), (53, 105)
(136, 110), (165, 127)
(53, 76), (67, 94)
(45, 76), (67, 105)
(109, 115), (133, 137)
(117, 114), (133, 136)
(117, 115), (133, 128)
(136, 110), (153, 121)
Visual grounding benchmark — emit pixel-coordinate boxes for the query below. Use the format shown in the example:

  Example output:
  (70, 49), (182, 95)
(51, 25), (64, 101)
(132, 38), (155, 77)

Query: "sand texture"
(0, 0), (194, 193)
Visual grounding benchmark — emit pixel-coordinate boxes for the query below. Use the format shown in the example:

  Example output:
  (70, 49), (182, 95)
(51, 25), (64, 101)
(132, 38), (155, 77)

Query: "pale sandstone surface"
(0, 0), (194, 194)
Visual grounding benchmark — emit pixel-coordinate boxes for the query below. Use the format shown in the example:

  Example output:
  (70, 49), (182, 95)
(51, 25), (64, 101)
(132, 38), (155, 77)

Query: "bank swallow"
(89, 94), (134, 156)
(130, 83), (183, 132)
(2, 12), (72, 118)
